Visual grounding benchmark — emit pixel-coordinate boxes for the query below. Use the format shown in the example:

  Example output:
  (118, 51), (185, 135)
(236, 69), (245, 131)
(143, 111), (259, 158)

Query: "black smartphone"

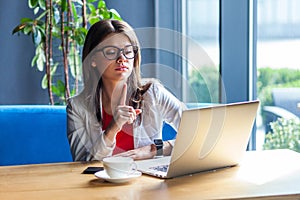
(82, 167), (104, 174)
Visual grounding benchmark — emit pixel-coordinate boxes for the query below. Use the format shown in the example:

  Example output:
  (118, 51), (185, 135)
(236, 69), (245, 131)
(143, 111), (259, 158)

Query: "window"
(183, 0), (220, 103)
(182, 0), (257, 149)
(256, 0), (300, 150)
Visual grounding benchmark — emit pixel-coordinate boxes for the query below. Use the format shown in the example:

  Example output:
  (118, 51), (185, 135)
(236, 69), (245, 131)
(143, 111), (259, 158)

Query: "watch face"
(154, 139), (163, 145)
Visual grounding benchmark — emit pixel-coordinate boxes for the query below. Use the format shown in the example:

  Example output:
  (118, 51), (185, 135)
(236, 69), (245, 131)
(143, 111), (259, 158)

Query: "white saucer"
(94, 170), (142, 183)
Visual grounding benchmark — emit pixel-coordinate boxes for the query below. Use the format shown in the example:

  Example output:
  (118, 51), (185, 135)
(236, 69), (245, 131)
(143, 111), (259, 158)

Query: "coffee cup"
(102, 157), (137, 178)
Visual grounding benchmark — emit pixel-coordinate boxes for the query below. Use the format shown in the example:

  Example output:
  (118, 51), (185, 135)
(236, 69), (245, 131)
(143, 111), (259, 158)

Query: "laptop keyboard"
(150, 165), (169, 172)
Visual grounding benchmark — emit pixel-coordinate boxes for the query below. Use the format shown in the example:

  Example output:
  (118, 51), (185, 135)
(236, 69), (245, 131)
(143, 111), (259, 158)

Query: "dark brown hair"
(81, 19), (148, 123)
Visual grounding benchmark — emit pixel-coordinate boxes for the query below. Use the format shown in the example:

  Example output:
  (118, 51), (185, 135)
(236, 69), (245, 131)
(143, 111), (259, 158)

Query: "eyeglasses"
(96, 45), (138, 60)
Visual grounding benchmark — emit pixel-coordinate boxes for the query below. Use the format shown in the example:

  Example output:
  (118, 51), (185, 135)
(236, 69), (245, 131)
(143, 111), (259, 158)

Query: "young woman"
(67, 19), (185, 161)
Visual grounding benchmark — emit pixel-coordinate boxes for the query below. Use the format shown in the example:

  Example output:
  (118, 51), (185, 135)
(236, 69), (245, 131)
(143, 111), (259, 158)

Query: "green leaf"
(87, 0), (97, 3)
(51, 26), (60, 38)
(42, 63), (59, 89)
(36, 54), (45, 71)
(89, 17), (99, 25)
(51, 85), (60, 96)
(41, 74), (48, 89)
(35, 44), (45, 71)
(50, 63), (58, 75)
(70, 88), (76, 96)
(100, 10), (111, 20)
(36, 25), (46, 38)
(28, 0), (38, 8)
(33, 29), (42, 45)
(24, 25), (32, 35)
(98, 0), (106, 9)
(56, 80), (66, 92)
(110, 9), (122, 20)
(21, 18), (34, 23)
(34, 7), (40, 15)
(31, 54), (38, 67)
(71, 2), (78, 22)
(61, 0), (67, 12)
(52, 80), (66, 97)
(38, 0), (46, 10)
(87, 2), (96, 14)
(63, 26), (72, 32)
(72, 27), (87, 45)
(68, 45), (82, 81)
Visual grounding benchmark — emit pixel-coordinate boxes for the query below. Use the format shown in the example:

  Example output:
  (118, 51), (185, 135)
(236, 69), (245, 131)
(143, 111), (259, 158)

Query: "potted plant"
(12, 0), (122, 105)
(263, 117), (300, 153)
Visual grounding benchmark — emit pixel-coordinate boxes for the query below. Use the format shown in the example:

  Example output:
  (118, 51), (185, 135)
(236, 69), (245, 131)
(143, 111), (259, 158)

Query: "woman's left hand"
(113, 144), (156, 160)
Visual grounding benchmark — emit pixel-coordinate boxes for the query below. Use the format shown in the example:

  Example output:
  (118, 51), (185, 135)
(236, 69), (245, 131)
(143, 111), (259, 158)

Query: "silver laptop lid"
(166, 100), (259, 178)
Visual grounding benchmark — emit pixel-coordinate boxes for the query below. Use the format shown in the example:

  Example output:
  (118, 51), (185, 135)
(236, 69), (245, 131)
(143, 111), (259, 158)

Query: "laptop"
(136, 100), (260, 178)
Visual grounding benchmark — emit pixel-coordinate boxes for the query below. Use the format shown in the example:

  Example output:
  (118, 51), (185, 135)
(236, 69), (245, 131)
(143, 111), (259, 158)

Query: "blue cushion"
(0, 103), (212, 165)
(0, 105), (72, 165)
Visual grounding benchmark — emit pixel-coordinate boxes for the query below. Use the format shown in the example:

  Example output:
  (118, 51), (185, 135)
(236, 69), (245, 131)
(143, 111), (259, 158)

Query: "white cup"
(102, 157), (137, 178)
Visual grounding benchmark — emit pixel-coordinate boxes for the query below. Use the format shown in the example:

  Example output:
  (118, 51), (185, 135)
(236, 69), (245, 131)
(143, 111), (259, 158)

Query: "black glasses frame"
(96, 45), (138, 60)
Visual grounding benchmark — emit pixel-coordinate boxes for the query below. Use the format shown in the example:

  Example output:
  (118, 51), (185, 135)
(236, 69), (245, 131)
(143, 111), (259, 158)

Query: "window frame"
(156, 0), (257, 149)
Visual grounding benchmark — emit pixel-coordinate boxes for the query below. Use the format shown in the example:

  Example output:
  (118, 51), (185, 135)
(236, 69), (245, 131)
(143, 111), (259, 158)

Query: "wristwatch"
(154, 139), (163, 156)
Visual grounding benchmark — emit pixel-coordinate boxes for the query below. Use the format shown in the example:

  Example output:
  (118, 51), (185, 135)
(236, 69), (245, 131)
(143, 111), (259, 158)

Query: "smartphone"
(82, 167), (104, 174)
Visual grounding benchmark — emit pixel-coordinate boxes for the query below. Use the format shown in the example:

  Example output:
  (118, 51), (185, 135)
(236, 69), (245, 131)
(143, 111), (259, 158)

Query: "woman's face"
(91, 33), (135, 83)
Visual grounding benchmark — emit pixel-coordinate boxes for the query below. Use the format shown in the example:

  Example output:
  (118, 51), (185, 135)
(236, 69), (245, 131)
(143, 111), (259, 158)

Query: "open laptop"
(136, 100), (260, 178)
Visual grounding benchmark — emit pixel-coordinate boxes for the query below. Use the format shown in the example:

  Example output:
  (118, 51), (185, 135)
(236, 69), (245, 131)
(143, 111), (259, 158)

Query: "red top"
(102, 108), (134, 155)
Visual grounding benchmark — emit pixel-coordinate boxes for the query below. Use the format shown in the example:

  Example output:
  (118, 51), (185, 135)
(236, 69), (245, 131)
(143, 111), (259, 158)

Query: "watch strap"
(154, 139), (163, 156)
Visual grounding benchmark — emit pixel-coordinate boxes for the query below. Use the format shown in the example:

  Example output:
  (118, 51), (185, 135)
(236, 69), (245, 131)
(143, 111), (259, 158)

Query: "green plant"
(188, 66), (219, 103)
(12, 0), (121, 104)
(257, 67), (300, 125)
(257, 67), (300, 108)
(263, 118), (300, 153)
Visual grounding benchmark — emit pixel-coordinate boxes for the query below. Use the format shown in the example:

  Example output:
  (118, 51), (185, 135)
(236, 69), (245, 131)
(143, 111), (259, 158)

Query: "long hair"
(81, 20), (143, 122)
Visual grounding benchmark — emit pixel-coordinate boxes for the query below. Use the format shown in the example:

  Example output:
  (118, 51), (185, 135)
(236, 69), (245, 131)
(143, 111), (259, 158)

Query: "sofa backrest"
(272, 88), (300, 117)
(0, 103), (211, 165)
(0, 105), (73, 166)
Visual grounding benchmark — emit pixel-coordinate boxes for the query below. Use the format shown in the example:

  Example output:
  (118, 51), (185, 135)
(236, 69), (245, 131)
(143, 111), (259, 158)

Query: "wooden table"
(1, 149), (300, 200)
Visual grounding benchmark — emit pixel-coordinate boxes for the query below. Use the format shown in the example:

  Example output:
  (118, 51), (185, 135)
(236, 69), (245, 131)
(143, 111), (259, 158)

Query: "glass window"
(256, 0), (300, 150)
(183, 0), (220, 104)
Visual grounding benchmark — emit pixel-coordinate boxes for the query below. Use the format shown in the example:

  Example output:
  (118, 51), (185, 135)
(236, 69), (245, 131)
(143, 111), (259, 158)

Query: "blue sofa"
(0, 105), (72, 166)
(0, 105), (178, 166)
(0, 103), (207, 166)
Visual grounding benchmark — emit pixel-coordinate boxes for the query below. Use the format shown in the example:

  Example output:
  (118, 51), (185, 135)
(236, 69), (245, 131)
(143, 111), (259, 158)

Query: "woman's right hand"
(104, 83), (141, 146)
(113, 83), (142, 130)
